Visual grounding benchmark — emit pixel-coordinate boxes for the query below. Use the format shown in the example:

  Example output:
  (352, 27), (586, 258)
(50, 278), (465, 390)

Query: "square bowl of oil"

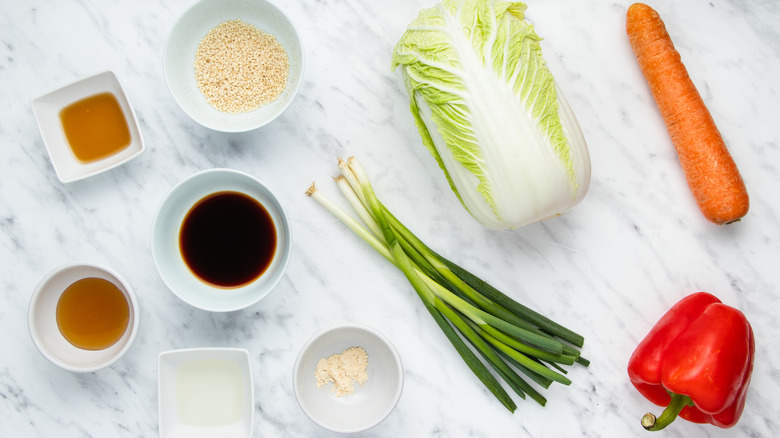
(158, 348), (254, 438)
(27, 262), (140, 372)
(30, 71), (145, 183)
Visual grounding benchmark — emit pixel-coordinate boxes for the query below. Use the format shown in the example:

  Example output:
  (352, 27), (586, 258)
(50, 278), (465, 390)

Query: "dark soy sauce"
(180, 191), (276, 288)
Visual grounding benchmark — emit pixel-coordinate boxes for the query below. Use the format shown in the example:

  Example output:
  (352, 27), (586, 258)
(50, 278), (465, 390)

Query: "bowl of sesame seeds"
(164, 0), (304, 132)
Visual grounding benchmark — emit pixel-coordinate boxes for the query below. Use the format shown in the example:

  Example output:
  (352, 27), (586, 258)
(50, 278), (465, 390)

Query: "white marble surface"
(1, 0), (778, 436)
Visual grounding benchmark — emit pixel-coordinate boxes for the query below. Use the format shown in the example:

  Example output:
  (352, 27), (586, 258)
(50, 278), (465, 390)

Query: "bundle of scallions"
(306, 157), (588, 412)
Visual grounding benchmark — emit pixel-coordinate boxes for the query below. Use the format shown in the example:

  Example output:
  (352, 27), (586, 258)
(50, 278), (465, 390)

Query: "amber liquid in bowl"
(59, 92), (131, 163)
(56, 277), (130, 350)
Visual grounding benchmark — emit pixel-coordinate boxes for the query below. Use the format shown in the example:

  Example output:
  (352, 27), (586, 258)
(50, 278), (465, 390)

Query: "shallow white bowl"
(151, 168), (292, 312)
(158, 348), (254, 438)
(164, 0), (304, 132)
(293, 325), (404, 433)
(30, 71), (145, 183)
(28, 262), (140, 372)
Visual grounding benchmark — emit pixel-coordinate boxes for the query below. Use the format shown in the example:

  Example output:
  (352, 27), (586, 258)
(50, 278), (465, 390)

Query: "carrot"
(626, 3), (749, 225)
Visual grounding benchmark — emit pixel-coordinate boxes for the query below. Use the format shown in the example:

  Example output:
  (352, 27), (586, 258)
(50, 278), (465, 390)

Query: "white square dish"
(158, 348), (254, 438)
(30, 71), (145, 183)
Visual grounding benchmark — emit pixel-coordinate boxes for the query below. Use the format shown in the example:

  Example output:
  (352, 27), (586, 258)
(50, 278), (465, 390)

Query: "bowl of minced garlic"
(315, 346), (369, 397)
(294, 325), (404, 433)
(164, 0), (304, 132)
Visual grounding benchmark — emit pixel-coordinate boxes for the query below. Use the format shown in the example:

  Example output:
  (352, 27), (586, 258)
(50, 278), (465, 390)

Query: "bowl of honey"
(30, 71), (145, 183)
(28, 262), (140, 372)
(151, 168), (292, 312)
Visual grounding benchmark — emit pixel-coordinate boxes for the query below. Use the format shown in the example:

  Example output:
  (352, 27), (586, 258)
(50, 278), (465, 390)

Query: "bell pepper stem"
(641, 393), (694, 431)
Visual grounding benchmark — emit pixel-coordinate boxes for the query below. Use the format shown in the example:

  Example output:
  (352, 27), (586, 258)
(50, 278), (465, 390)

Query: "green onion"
(305, 157), (588, 412)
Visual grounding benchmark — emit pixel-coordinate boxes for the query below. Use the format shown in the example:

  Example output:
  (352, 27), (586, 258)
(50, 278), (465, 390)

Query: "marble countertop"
(2, 0), (778, 436)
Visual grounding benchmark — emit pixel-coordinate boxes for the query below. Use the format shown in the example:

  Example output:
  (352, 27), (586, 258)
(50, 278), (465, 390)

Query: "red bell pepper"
(627, 292), (755, 431)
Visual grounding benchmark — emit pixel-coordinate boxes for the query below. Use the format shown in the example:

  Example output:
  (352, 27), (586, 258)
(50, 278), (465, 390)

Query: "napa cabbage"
(392, 0), (591, 229)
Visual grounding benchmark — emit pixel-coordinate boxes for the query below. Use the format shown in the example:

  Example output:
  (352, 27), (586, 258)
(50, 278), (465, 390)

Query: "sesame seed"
(194, 19), (289, 114)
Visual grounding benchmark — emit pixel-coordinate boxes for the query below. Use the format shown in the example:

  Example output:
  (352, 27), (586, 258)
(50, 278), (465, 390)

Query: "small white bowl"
(28, 262), (140, 372)
(293, 325), (404, 433)
(30, 71), (145, 183)
(151, 168), (292, 312)
(158, 348), (254, 438)
(164, 0), (304, 132)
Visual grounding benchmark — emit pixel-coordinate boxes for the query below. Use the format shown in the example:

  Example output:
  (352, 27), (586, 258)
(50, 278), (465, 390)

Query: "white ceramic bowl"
(158, 348), (254, 438)
(151, 168), (292, 312)
(30, 71), (145, 183)
(293, 325), (404, 433)
(164, 0), (304, 132)
(28, 262), (140, 372)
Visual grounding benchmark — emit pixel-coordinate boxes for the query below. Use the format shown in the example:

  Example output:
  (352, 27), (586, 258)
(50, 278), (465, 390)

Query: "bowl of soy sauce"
(151, 169), (292, 312)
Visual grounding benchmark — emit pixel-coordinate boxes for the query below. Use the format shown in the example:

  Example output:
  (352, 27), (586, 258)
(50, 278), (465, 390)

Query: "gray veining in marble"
(1, 0), (778, 437)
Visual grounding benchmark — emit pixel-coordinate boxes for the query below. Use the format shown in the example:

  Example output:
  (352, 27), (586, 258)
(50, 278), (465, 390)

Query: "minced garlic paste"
(314, 346), (369, 396)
